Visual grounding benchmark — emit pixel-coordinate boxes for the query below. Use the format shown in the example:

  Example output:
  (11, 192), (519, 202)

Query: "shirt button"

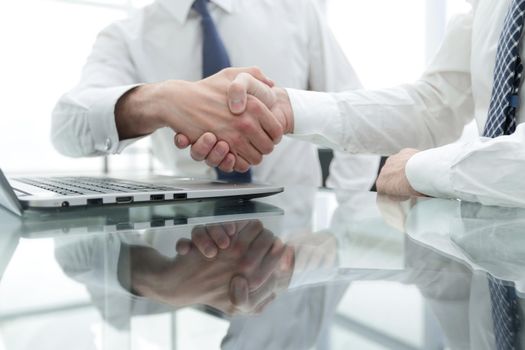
(104, 138), (112, 151)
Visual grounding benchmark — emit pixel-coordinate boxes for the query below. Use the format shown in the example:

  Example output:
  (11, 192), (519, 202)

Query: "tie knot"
(192, 0), (211, 18)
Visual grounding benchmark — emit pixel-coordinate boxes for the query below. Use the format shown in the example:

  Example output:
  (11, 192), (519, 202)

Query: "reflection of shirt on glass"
(289, 194), (525, 349)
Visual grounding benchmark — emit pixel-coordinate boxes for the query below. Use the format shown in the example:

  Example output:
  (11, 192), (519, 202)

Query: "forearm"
(406, 124), (525, 207)
(114, 83), (168, 140)
(289, 77), (473, 156)
(290, 12), (474, 155)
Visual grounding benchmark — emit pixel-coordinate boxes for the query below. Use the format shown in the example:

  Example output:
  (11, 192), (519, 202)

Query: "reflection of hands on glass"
(115, 67), (284, 172)
(376, 193), (422, 232)
(130, 220), (294, 315)
(174, 70), (295, 172)
(183, 223), (340, 288)
(286, 233), (338, 274)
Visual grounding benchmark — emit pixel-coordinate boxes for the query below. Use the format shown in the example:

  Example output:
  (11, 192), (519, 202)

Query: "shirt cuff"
(286, 88), (344, 149)
(87, 84), (143, 154)
(405, 144), (458, 199)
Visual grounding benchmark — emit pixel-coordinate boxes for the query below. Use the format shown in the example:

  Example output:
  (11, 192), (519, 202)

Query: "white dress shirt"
(51, 0), (379, 189)
(288, 0), (525, 207)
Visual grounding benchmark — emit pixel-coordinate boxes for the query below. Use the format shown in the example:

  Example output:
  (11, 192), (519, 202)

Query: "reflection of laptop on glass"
(0, 168), (283, 216)
(0, 198), (283, 238)
(0, 197), (283, 284)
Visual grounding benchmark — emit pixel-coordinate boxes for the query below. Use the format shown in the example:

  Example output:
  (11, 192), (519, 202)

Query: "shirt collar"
(158, 0), (233, 24)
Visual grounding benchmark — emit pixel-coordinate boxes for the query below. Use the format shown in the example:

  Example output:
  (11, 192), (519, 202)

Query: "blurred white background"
(0, 0), (472, 175)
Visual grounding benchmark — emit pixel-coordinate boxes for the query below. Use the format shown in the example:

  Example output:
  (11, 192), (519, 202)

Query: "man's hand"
(376, 148), (425, 197)
(174, 70), (294, 173)
(115, 67), (283, 171)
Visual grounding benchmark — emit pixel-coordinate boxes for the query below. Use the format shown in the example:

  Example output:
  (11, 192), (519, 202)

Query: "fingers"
(240, 229), (275, 276)
(184, 134), (237, 172)
(175, 238), (192, 255)
(248, 99), (283, 144)
(247, 237), (287, 291)
(244, 96), (283, 146)
(225, 66), (274, 88)
(191, 225), (219, 258)
(228, 72), (277, 115)
(221, 221), (237, 237)
(228, 97), (280, 165)
(243, 66), (275, 88)
(206, 224), (231, 250)
(233, 155), (251, 173)
(188, 222), (241, 259)
(230, 275), (249, 307)
(204, 141), (230, 168)
(186, 127), (266, 169)
(174, 134), (191, 149)
(230, 220), (265, 257)
(190, 133), (217, 161)
(229, 274), (277, 315)
(218, 153), (236, 173)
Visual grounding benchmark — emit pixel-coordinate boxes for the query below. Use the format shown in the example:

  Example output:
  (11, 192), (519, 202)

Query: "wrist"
(115, 83), (168, 140)
(274, 88), (294, 134)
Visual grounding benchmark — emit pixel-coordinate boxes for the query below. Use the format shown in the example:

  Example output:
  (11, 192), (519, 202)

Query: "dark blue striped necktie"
(484, 0), (525, 138)
(193, 0), (252, 183)
(484, 3), (524, 349)
(488, 275), (521, 350)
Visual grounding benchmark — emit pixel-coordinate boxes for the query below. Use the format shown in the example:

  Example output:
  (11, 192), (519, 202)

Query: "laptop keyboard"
(15, 177), (181, 196)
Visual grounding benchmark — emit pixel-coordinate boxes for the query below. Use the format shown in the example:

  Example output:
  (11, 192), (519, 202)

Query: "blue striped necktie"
(488, 275), (521, 350)
(484, 2), (524, 349)
(193, 0), (252, 183)
(484, 0), (525, 138)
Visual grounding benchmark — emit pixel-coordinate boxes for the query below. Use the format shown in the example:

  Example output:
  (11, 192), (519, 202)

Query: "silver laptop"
(0, 168), (283, 216)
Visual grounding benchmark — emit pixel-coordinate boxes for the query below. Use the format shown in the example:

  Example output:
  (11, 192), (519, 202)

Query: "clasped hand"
(172, 67), (293, 173)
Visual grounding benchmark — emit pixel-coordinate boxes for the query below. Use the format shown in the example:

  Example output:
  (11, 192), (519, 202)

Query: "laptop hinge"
(0, 169), (24, 216)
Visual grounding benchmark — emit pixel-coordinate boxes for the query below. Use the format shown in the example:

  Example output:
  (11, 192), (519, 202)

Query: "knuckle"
(249, 66), (262, 76)
(205, 159), (219, 168)
(230, 136), (244, 150)
(262, 143), (274, 155)
(229, 81), (244, 94)
(238, 163), (250, 173)
(212, 144), (227, 158)
(237, 72), (249, 81)
(191, 149), (206, 161)
(252, 220), (264, 231)
(238, 119), (255, 133)
(252, 154), (263, 165)
(239, 258), (256, 273)
(230, 243), (244, 258)
(247, 99), (262, 114)
(223, 67), (235, 76)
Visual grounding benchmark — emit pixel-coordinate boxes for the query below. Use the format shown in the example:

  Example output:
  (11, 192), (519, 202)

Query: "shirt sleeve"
(406, 124), (525, 207)
(51, 20), (142, 157)
(289, 11), (475, 155)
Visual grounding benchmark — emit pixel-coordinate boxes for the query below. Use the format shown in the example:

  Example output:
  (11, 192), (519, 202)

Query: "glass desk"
(0, 187), (523, 350)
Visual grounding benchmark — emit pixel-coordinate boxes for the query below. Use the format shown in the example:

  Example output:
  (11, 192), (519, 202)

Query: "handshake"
(116, 67), (294, 173)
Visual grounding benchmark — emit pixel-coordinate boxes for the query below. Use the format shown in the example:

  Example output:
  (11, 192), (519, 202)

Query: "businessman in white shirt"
(184, 0), (525, 207)
(52, 0), (379, 189)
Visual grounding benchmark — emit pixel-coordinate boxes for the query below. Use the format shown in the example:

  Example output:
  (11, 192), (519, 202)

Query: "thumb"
(228, 72), (277, 115)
